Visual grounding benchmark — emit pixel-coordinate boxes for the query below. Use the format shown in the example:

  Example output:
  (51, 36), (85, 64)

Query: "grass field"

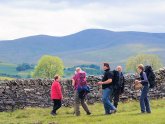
(0, 76), (15, 80)
(0, 100), (165, 124)
(0, 62), (33, 79)
(0, 63), (17, 75)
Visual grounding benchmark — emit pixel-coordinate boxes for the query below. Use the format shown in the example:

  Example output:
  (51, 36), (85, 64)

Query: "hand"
(135, 80), (138, 84)
(98, 82), (103, 85)
(135, 80), (140, 84)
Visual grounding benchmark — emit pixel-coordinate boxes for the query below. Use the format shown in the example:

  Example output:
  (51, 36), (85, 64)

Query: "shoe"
(87, 112), (91, 115)
(110, 109), (117, 114)
(105, 113), (112, 115)
(51, 111), (56, 116)
(147, 111), (151, 114)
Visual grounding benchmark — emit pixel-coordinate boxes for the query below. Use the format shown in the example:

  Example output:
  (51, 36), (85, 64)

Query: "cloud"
(0, 0), (165, 40)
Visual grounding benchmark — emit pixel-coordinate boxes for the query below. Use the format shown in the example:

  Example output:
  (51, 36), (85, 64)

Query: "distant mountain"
(0, 29), (165, 67)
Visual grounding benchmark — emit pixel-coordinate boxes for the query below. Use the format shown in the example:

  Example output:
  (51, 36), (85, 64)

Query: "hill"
(0, 29), (165, 67)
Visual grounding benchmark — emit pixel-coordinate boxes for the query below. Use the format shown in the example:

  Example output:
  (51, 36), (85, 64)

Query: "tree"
(32, 55), (64, 78)
(126, 54), (163, 72)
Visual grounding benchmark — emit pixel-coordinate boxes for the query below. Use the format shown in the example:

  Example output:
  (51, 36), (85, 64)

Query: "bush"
(126, 54), (163, 72)
(32, 55), (64, 78)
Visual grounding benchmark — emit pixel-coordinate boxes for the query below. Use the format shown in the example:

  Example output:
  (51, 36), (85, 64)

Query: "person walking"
(72, 67), (91, 116)
(50, 75), (63, 115)
(112, 66), (125, 108)
(98, 63), (117, 115)
(135, 64), (151, 113)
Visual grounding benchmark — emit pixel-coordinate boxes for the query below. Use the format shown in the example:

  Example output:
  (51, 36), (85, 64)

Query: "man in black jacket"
(113, 66), (125, 108)
(98, 63), (116, 114)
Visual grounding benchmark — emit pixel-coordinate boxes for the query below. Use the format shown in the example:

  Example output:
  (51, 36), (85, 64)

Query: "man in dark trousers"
(113, 66), (125, 108)
(98, 63), (116, 114)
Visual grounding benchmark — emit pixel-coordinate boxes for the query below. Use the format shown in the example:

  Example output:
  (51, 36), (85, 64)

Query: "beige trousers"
(74, 90), (90, 116)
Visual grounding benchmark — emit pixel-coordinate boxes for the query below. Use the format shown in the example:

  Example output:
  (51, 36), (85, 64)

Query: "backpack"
(111, 70), (120, 89)
(78, 72), (87, 86)
(144, 65), (156, 88)
(77, 72), (90, 99)
(111, 70), (125, 93)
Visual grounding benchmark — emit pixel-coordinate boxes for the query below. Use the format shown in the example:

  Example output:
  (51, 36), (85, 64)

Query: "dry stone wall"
(0, 68), (165, 112)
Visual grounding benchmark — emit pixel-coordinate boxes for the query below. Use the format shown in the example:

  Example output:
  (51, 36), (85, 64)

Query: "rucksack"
(111, 70), (125, 93)
(77, 72), (90, 99)
(111, 70), (120, 89)
(78, 72), (87, 86)
(144, 65), (156, 88)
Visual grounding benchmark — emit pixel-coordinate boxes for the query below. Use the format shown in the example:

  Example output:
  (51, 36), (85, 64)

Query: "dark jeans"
(140, 86), (151, 113)
(102, 87), (116, 114)
(112, 88), (120, 108)
(52, 99), (62, 114)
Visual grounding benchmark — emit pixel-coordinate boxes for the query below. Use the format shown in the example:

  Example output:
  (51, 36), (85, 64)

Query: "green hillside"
(0, 62), (33, 79)
(0, 77), (15, 80)
(0, 63), (17, 75)
(0, 62), (102, 79)
(62, 43), (165, 67)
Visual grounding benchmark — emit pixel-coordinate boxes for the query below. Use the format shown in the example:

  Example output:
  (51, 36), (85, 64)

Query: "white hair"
(76, 67), (81, 72)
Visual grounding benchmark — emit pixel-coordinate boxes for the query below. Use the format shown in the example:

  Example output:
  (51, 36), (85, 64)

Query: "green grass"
(0, 63), (17, 75)
(0, 76), (15, 80)
(0, 63), (33, 79)
(0, 100), (165, 124)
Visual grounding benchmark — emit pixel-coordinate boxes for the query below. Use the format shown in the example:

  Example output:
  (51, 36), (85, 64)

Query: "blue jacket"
(140, 71), (149, 86)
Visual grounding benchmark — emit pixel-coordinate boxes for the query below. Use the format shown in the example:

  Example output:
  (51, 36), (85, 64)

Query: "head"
(54, 75), (61, 81)
(116, 66), (122, 72)
(137, 64), (144, 73)
(103, 63), (110, 70)
(75, 67), (81, 73)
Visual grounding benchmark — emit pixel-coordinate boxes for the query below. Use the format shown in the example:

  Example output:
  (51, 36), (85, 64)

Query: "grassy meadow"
(0, 99), (165, 124)
(0, 76), (15, 80)
(0, 63), (17, 75)
(0, 62), (33, 79)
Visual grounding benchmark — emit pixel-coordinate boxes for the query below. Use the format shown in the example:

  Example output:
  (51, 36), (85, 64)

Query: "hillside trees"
(16, 63), (34, 71)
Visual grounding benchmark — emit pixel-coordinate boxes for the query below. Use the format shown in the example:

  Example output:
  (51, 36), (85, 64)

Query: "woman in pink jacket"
(50, 75), (63, 115)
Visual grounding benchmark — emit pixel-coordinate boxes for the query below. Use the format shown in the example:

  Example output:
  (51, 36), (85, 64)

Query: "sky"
(0, 0), (165, 40)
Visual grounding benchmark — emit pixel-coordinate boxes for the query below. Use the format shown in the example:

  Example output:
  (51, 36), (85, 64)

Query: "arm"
(102, 79), (112, 84)
(98, 79), (112, 85)
(121, 76), (125, 93)
(72, 75), (76, 86)
(72, 79), (75, 86)
(98, 72), (113, 85)
(140, 72), (148, 84)
(56, 83), (63, 99)
(121, 76), (125, 87)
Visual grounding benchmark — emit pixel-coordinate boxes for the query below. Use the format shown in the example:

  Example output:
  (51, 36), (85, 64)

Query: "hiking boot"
(110, 109), (117, 114)
(50, 111), (56, 116)
(105, 112), (112, 115)
(87, 112), (91, 115)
